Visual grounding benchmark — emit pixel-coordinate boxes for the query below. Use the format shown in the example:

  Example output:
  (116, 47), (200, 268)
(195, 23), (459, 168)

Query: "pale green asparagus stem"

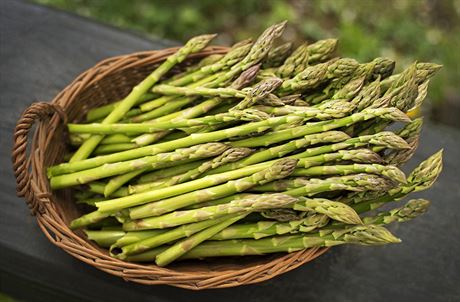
(111, 214), (236, 259)
(230, 107), (410, 148)
(123, 193), (297, 230)
(291, 163), (406, 184)
(50, 143), (229, 189)
(127, 158), (298, 219)
(70, 34), (216, 161)
(85, 93), (156, 122)
(48, 114), (304, 176)
(175, 224), (400, 260)
(155, 214), (247, 266)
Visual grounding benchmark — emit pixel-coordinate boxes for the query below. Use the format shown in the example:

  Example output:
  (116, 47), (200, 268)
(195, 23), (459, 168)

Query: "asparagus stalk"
(362, 199), (430, 225)
(48, 114), (304, 176)
(134, 21), (285, 121)
(70, 34), (216, 162)
(84, 229), (125, 248)
(70, 158), (297, 228)
(278, 58), (359, 94)
(50, 143), (229, 189)
(135, 40), (253, 114)
(70, 133), (134, 146)
(155, 214), (247, 266)
(130, 148), (253, 192)
(291, 163), (406, 184)
(206, 21), (287, 87)
(137, 160), (206, 184)
(276, 39), (338, 78)
(292, 198), (362, 225)
(127, 158), (298, 219)
(92, 143), (139, 155)
(132, 64), (260, 147)
(151, 84), (248, 98)
(210, 212), (329, 240)
(206, 131), (408, 177)
(111, 229), (168, 248)
(123, 193), (298, 230)
(275, 43), (309, 78)
(111, 214), (236, 259)
(230, 77), (283, 110)
(85, 93), (156, 122)
(283, 173), (396, 197)
(165, 38), (253, 87)
(127, 74), (219, 123)
(125, 223), (400, 262)
(343, 150), (442, 208)
(262, 42), (293, 68)
(68, 108), (273, 134)
(175, 224), (400, 260)
(380, 62), (442, 92)
(230, 107), (410, 148)
(120, 146), (378, 197)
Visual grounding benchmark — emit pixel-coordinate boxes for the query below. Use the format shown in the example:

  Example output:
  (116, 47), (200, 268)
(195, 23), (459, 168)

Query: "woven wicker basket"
(12, 46), (328, 289)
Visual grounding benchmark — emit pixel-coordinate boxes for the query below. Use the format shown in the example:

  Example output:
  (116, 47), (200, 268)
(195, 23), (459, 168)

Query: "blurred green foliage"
(34, 0), (460, 124)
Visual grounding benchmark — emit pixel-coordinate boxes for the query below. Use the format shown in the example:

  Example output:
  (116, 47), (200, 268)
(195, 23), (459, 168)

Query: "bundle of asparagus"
(49, 21), (443, 267)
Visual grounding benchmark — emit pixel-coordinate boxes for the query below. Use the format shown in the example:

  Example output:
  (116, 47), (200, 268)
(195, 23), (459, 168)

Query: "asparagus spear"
(129, 148), (253, 192)
(116, 145), (377, 197)
(67, 108), (273, 134)
(276, 39), (338, 78)
(111, 214), (237, 259)
(259, 208), (305, 221)
(134, 21), (286, 120)
(165, 38), (253, 87)
(175, 224), (400, 260)
(84, 229), (125, 248)
(92, 143), (139, 155)
(151, 84), (248, 98)
(155, 214), (247, 266)
(291, 163), (406, 184)
(132, 64), (260, 146)
(276, 42), (310, 78)
(70, 34), (216, 162)
(133, 40), (253, 116)
(137, 160), (207, 184)
(210, 212), (329, 240)
(127, 158), (298, 219)
(343, 150), (442, 208)
(292, 198), (362, 225)
(48, 114), (304, 176)
(130, 140), (381, 200)
(70, 158), (297, 228)
(278, 58), (359, 94)
(380, 62), (442, 91)
(123, 193), (298, 230)
(262, 42), (293, 68)
(125, 223), (400, 262)
(206, 21), (287, 87)
(362, 199), (430, 225)
(111, 229), (168, 248)
(284, 173), (396, 197)
(50, 143), (229, 189)
(305, 39), (338, 64)
(230, 77), (283, 110)
(230, 107), (410, 148)
(85, 93), (156, 122)
(208, 131), (408, 176)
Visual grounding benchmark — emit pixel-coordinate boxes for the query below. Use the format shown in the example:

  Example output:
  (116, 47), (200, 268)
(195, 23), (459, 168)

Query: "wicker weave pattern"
(12, 46), (328, 289)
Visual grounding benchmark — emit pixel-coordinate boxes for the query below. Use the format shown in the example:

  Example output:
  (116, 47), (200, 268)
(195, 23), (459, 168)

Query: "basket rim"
(14, 46), (329, 290)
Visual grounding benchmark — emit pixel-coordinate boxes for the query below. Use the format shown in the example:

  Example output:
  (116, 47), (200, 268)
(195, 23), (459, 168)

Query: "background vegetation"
(34, 0), (460, 127)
